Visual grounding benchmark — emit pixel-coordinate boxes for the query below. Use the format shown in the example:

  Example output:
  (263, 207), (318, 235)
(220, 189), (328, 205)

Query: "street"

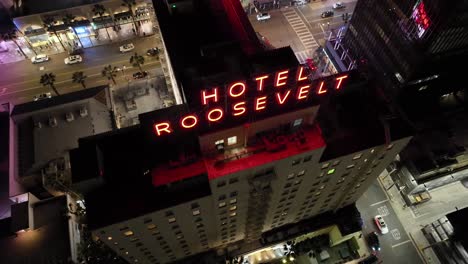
(0, 36), (160, 105)
(357, 180), (423, 264)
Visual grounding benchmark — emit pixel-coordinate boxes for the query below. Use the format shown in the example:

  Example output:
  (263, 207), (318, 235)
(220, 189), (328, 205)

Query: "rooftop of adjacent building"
(12, 0), (107, 16)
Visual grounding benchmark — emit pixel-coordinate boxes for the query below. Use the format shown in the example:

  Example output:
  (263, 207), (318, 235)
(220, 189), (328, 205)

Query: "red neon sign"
(152, 69), (351, 137)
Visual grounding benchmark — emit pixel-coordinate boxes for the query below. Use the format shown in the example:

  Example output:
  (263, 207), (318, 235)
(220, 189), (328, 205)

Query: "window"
(346, 164), (355, 169)
(230, 211), (237, 217)
(386, 144), (394, 150)
(294, 179), (301, 185)
(332, 160), (340, 166)
(287, 173), (295, 179)
(168, 217), (176, 223)
(147, 224), (156, 230)
(218, 202), (226, 208)
(297, 170), (306, 176)
(327, 168), (335, 175)
(219, 195), (226, 200)
(230, 198), (237, 204)
(366, 169), (372, 175)
(229, 177), (238, 184)
(230, 191), (238, 197)
(352, 153), (362, 160)
(215, 139), (224, 145)
(321, 163), (330, 169)
(227, 136), (237, 145)
(293, 118), (303, 126)
(229, 205), (237, 211)
(292, 159), (300, 166)
(143, 218), (152, 224)
(124, 231), (134, 237)
(191, 203), (199, 209)
(192, 209), (201, 216)
(303, 155), (312, 162)
(217, 181), (226, 187)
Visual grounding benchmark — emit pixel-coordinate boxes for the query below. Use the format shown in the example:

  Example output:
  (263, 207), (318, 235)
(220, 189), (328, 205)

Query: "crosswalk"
(294, 50), (313, 64)
(282, 8), (319, 54)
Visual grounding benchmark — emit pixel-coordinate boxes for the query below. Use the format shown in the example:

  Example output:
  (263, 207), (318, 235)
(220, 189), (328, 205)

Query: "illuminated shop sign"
(153, 66), (350, 137)
(411, 0), (431, 38)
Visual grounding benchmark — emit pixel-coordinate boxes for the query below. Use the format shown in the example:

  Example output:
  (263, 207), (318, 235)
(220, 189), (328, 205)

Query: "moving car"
(374, 215), (389, 234)
(33, 92), (52, 101)
(31, 54), (50, 64)
(146, 47), (160, 56)
(333, 2), (346, 9)
(358, 254), (378, 264)
(64, 55), (83, 65)
(367, 232), (380, 252)
(119, 43), (135, 53)
(321, 10), (334, 18)
(257, 13), (271, 21)
(133, 71), (148, 79)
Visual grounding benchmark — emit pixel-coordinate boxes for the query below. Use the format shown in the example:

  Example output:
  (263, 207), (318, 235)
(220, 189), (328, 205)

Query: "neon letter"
(255, 96), (267, 111)
(275, 70), (289, 87)
(275, 90), (292, 105)
(297, 85), (310, 100)
(207, 108), (224, 122)
(296, 66), (308, 81)
(255, 75), (269, 91)
(233, 101), (247, 116)
(317, 81), (327, 95)
(180, 115), (198, 129)
(335, 75), (348, 90)
(201, 88), (219, 105)
(228, 82), (246, 98)
(154, 122), (172, 136)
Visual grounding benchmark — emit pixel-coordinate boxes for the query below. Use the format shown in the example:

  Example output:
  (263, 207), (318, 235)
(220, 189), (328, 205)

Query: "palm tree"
(2, 29), (28, 58)
(72, 71), (87, 89)
(92, 4), (112, 41)
(42, 16), (66, 50)
(40, 73), (59, 95)
(102, 65), (118, 85)
(121, 0), (138, 33)
(62, 13), (84, 48)
(129, 52), (145, 72)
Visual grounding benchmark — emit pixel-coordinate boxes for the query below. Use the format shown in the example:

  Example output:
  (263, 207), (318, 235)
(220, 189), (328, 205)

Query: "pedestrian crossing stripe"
(282, 8), (319, 52)
(294, 50), (313, 64)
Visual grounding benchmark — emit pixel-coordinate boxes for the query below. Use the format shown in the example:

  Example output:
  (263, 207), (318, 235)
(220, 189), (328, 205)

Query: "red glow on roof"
(152, 159), (207, 186)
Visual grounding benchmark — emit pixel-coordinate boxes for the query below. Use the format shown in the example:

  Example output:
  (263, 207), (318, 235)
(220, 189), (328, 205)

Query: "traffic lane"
(0, 56), (160, 98)
(0, 36), (158, 86)
(0, 61), (161, 105)
(300, 1), (357, 18)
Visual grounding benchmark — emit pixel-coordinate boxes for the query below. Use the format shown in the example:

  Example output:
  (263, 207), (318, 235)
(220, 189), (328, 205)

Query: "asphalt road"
(357, 181), (423, 264)
(0, 36), (160, 105)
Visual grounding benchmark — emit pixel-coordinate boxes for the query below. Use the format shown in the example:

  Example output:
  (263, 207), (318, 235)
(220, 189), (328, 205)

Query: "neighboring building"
(62, 1), (413, 264)
(8, 86), (113, 194)
(422, 207), (468, 264)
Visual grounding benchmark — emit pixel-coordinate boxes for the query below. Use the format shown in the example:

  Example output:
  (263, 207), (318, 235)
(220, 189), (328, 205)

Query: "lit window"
(168, 217), (176, 223)
(346, 164), (355, 169)
(287, 173), (295, 179)
(219, 202), (226, 208)
(192, 209), (201, 216)
(352, 153), (362, 160)
(215, 139), (224, 145)
(321, 163), (330, 169)
(107, 236), (113, 240)
(332, 160), (340, 166)
(229, 205), (237, 211)
(229, 198), (237, 204)
(327, 168), (335, 175)
(293, 118), (303, 127)
(230, 211), (237, 217)
(370, 149), (375, 153)
(297, 170), (305, 176)
(124, 230), (134, 236)
(319, 185), (325, 190)
(387, 144), (394, 150)
(227, 136), (237, 145)
(147, 224), (157, 230)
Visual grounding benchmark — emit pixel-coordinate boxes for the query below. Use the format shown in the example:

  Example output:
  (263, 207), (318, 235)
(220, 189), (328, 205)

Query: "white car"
(333, 2), (346, 9)
(256, 13), (271, 21)
(33, 92), (52, 101)
(64, 55), (83, 65)
(374, 215), (389, 234)
(119, 43), (135, 53)
(31, 54), (50, 64)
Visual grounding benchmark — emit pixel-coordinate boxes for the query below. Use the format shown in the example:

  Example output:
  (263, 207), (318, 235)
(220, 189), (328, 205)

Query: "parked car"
(31, 54), (50, 64)
(119, 43), (135, 53)
(64, 55), (83, 65)
(321, 10), (334, 18)
(374, 215), (389, 234)
(146, 47), (160, 56)
(367, 232), (380, 252)
(33, 92), (52, 101)
(358, 254), (378, 264)
(257, 13), (271, 21)
(333, 2), (346, 9)
(133, 71), (148, 79)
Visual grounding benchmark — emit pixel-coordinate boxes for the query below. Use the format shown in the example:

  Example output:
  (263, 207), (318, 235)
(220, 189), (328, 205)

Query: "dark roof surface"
(446, 208), (468, 249)
(11, 85), (106, 116)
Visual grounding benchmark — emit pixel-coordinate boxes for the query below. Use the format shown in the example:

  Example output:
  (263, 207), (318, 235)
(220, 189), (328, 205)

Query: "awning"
(114, 11), (132, 20)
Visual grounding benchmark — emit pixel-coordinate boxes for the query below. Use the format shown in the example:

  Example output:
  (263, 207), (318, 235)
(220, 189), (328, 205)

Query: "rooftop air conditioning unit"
(49, 116), (57, 127)
(80, 107), (88, 117)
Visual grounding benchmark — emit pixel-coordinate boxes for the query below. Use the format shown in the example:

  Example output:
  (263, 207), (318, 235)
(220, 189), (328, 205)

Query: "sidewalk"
(378, 170), (445, 264)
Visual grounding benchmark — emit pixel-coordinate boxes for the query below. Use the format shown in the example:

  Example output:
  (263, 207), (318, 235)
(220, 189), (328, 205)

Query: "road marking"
(391, 229), (401, 240)
(370, 199), (388, 207)
(294, 50), (313, 64)
(392, 239), (411, 248)
(282, 8), (319, 52)
(377, 205), (389, 216)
